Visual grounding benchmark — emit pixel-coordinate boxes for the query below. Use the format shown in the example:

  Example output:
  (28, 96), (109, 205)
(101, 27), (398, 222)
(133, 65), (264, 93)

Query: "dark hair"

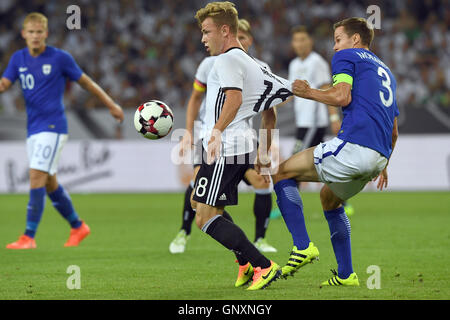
(291, 25), (310, 36)
(333, 17), (374, 48)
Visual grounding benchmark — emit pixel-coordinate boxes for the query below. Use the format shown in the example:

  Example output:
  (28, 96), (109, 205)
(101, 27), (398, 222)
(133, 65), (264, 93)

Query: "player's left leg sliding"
(274, 179), (319, 277)
(48, 184), (90, 247)
(200, 214), (281, 290)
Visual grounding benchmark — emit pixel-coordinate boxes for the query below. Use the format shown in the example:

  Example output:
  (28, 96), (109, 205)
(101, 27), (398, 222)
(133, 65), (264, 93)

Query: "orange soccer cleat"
(6, 235), (37, 249)
(64, 221), (90, 247)
(247, 260), (281, 290)
(235, 261), (254, 287)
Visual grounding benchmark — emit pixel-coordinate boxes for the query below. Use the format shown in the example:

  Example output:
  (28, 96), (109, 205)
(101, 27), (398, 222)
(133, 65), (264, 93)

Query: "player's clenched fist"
(292, 80), (310, 98)
(207, 129), (222, 165)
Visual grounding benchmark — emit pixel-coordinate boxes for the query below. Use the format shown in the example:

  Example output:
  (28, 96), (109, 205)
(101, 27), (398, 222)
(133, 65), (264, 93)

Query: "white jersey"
(194, 56), (216, 129)
(203, 47), (292, 156)
(254, 57), (271, 73)
(194, 55), (272, 142)
(288, 51), (331, 128)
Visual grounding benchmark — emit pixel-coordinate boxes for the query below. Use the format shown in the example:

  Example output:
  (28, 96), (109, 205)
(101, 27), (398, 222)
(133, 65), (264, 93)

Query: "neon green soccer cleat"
(235, 261), (254, 287)
(281, 242), (319, 278)
(247, 261), (281, 290)
(320, 270), (360, 287)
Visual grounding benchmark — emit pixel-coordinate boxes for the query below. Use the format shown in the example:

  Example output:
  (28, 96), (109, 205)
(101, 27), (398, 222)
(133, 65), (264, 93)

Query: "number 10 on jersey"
(253, 80), (292, 113)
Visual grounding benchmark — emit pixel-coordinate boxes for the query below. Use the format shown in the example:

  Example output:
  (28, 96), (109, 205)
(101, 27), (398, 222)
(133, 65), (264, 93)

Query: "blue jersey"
(2, 45), (83, 136)
(332, 48), (399, 158)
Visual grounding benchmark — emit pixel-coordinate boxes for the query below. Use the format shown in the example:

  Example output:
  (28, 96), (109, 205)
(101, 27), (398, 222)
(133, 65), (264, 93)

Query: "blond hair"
(23, 12), (48, 30)
(238, 18), (252, 36)
(195, 1), (239, 35)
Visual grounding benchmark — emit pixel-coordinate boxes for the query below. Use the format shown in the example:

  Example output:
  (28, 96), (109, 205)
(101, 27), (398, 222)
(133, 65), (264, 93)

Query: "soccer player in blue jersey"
(259, 17), (399, 286)
(0, 13), (124, 249)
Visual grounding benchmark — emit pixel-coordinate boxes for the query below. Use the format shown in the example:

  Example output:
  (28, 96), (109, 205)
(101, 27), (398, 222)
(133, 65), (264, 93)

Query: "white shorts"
(27, 132), (68, 175)
(313, 137), (388, 200)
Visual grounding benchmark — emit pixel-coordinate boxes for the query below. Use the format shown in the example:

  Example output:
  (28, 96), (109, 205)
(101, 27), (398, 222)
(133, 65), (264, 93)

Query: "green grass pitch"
(0, 191), (448, 300)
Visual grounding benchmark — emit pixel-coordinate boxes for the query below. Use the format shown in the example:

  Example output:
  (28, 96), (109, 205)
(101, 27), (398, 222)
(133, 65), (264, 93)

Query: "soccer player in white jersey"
(289, 25), (340, 153)
(191, 2), (293, 290)
(266, 17), (399, 287)
(0, 13), (124, 249)
(170, 19), (277, 255)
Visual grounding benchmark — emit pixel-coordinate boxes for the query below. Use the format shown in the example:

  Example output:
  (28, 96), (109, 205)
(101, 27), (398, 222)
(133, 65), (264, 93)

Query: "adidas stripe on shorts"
(192, 151), (253, 207)
(313, 137), (388, 201)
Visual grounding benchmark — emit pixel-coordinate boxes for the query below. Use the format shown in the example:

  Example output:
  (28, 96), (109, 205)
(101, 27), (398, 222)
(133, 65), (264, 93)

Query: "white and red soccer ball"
(134, 100), (174, 140)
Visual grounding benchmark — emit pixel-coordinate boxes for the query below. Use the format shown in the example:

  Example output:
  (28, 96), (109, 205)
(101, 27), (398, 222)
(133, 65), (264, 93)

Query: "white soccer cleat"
(254, 237), (278, 253)
(169, 230), (189, 254)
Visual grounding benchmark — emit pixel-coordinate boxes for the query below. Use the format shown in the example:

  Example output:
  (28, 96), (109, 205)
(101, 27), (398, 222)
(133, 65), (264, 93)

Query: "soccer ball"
(134, 100), (174, 140)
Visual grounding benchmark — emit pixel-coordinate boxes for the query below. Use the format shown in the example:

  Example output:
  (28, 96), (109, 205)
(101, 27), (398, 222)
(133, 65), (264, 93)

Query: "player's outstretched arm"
(0, 77), (12, 93)
(77, 73), (124, 123)
(374, 117), (399, 191)
(292, 80), (352, 107)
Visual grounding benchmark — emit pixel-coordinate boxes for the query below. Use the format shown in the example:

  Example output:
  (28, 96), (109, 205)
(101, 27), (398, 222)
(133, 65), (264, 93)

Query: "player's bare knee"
(194, 213), (204, 229)
(29, 169), (48, 189)
(320, 186), (342, 211)
(195, 205), (221, 230)
(251, 174), (269, 190)
(45, 175), (58, 193)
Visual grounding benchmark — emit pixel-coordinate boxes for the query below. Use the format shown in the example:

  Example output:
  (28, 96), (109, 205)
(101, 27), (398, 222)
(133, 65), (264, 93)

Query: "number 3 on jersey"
(377, 66), (393, 107)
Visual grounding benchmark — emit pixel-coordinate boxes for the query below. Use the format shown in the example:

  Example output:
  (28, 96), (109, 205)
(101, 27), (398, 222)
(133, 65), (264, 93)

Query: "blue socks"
(275, 178), (353, 279)
(24, 185), (81, 238)
(25, 187), (47, 238)
(25, 185), (82, 238)
(274, 179), (310, 250)
(324, 206), (353, 279)
(48, 185), (82, 229)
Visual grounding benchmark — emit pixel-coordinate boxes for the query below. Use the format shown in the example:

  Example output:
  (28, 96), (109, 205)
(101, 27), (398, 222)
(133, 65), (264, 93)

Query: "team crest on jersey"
(42, 64), (52, 75)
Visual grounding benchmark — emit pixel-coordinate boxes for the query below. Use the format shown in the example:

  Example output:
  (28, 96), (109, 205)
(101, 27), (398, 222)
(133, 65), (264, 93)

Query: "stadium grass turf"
(0, 191), (448, 300)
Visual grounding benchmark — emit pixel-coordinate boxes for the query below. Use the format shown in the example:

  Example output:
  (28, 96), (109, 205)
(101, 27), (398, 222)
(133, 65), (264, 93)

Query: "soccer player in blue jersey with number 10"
(257, 17), (399, 286)
(0, 13), (124, 249)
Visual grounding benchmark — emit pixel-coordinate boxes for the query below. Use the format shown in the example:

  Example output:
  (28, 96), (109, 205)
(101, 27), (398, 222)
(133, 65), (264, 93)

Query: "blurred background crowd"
(0, 0), (449, 136)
